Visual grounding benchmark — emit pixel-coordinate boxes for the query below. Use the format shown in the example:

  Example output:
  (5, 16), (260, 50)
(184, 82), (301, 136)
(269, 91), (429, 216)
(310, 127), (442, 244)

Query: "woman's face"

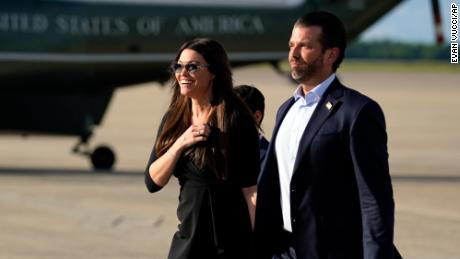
(174, 49), (215, 101)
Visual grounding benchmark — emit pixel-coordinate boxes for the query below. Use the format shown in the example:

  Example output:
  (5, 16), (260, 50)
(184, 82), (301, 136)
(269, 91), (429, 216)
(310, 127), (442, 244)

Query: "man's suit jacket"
(259, 134), (269, 164)
(255, 78), (400, 259)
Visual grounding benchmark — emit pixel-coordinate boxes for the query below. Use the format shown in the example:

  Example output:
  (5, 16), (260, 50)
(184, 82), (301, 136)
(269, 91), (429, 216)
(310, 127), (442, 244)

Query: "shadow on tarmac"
(1, 167), (460, 183)
(0, 167), (143, 176)
(393, 175), (460, 183)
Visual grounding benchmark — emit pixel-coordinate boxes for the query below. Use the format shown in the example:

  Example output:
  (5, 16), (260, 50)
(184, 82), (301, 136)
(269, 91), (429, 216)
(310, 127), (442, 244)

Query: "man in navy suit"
(255, 11), (401, 259)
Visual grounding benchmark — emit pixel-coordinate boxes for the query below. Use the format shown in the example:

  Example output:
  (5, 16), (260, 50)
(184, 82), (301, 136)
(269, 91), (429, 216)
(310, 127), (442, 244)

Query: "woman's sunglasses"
(172, 63), (209, 74)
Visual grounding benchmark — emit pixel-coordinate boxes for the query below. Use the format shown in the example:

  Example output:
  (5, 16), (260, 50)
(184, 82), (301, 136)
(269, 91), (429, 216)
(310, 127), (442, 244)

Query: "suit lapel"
(292, 79), (344, 173)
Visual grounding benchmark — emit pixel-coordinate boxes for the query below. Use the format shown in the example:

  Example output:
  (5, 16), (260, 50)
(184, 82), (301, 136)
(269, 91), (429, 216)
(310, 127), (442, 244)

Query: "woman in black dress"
(145, 38), (260, 259)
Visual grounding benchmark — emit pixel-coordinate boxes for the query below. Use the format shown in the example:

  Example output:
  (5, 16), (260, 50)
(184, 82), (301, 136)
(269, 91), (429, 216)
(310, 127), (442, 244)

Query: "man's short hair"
(295, 11), (347, 71)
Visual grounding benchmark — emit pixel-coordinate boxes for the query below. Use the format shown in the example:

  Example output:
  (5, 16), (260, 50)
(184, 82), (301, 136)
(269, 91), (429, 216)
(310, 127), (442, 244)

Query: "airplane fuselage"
(0, 0), (401, 169)
(1, 0), (401, 89)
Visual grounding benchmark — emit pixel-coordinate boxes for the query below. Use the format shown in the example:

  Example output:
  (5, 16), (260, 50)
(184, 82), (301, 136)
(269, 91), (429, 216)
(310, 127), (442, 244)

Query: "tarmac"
(1, 65), (459, 259)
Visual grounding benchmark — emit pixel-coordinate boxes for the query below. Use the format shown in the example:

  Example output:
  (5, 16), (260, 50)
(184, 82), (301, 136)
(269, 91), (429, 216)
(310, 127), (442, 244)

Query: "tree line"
(346, 41), (451, 60)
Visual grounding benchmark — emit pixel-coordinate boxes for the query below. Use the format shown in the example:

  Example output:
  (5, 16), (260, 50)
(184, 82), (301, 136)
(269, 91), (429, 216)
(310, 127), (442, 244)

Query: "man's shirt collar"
(293, 74), (336, 106)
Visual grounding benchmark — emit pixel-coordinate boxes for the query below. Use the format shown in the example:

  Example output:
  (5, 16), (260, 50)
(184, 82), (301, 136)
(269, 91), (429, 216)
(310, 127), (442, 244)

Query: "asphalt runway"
(1, 65), (459, 258)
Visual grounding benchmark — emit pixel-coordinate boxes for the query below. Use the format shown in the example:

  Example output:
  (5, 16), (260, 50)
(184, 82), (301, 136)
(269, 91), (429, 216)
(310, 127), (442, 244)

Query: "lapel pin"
(325, 101), (333, 110)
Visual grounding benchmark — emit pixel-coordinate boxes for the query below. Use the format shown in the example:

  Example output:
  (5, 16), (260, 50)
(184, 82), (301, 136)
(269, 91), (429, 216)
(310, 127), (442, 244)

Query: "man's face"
(288, 25), (326, 83)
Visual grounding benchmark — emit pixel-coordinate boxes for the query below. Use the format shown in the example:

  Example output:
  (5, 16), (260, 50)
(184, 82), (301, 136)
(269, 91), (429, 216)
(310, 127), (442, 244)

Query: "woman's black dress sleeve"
(144, 114), (168, 193)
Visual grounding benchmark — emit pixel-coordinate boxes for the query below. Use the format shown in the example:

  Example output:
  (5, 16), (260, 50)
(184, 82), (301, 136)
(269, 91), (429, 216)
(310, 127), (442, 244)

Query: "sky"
(359, 0), (459, 44)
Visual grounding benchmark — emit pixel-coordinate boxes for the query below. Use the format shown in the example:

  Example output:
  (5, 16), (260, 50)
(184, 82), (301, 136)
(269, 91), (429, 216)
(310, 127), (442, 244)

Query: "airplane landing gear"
(90, 146), (116, 170)
(73, 140), (116, 170)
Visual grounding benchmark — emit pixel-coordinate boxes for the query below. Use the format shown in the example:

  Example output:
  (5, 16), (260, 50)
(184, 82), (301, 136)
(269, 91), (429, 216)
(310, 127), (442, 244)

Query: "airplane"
(0, 0), (442, 170)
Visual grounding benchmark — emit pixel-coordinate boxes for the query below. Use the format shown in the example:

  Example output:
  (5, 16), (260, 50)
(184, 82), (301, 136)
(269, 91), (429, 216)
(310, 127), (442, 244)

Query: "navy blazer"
(259, 134), (269, 165)
(255, 78), (400, 259)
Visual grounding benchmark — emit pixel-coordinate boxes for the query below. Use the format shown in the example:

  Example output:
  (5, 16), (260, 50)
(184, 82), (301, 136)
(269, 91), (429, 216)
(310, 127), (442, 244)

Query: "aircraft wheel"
(90, 146), (116, 170)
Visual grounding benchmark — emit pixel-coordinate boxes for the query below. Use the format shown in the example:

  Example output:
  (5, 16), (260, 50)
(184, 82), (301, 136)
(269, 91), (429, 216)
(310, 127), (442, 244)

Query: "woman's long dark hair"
(155, 38), (251, 180)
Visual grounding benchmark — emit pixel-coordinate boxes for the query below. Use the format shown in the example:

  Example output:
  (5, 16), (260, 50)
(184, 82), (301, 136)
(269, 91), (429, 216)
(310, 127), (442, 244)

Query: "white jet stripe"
(0, 52), (174, 63)
(0, 52), (286, 62)
(52, 0), (304, 8)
